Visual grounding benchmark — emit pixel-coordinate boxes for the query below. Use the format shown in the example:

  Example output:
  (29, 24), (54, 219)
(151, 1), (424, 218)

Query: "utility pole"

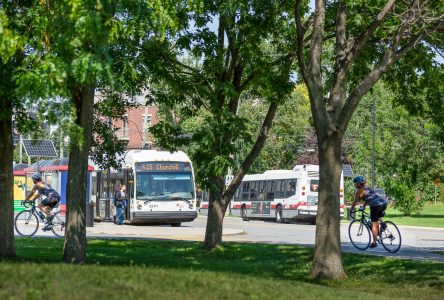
(103, 117), (113, 222)
(371, 96), (376, 189)
(19, 135), (23, 163)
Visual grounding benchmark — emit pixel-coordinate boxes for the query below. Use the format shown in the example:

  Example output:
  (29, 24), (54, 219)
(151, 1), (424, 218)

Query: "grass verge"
(384, 202), (444, 228)
(343, 202), (444, 228)
(0, 238), (443, 300)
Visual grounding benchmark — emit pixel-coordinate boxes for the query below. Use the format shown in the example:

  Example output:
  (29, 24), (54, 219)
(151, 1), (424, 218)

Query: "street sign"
(22, 139), (58, 157)
(434, 178), (439, 187)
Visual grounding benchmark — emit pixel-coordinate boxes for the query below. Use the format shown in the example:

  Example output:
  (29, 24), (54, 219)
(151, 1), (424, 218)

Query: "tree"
(294, 0), (443, 278)
(0, 1), (32, 259)
(147, 0), (294, 249)
(23, 1), (179, 262)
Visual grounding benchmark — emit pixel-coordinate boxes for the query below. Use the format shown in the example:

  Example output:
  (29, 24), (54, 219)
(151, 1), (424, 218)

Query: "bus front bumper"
(131, 211), (198, 223)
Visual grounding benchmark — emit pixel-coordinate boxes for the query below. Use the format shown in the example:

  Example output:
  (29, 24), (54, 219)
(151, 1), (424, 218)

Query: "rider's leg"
(372, 221), (379, 244)
(38, 202), (51, 217)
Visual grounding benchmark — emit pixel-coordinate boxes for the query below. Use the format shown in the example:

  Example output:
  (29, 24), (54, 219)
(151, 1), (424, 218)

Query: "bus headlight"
(189, 203), (194, 209)
(137, 204), (142, 210)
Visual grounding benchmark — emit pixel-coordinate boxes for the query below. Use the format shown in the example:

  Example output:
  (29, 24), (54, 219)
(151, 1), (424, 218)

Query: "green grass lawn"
(384, 202), (444, 228)
(0, 238), (443, 300)
(343, 202), (444, 228)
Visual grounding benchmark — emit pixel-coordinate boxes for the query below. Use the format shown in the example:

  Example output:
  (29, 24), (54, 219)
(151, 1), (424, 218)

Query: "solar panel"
(22, 140), (58, 157)
(342, 164), (354, 178)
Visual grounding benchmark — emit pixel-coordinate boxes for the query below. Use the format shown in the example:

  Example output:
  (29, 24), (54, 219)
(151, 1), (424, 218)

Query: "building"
(112, 94), (158, 150)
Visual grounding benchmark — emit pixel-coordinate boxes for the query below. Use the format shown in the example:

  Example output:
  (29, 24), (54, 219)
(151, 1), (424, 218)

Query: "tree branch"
(328, 0), (347, 117)
(344, 0), (396, 66)
(339, 20), (441, 133)
(222, 101), (278, 203)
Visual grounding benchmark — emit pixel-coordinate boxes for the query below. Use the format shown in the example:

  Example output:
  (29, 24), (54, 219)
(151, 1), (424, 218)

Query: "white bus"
(230, 165), (344, 223)
(121, 150), (198, 226)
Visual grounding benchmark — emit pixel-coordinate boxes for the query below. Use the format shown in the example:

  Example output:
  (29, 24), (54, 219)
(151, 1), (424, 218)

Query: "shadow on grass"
(12, 237), (444, 291)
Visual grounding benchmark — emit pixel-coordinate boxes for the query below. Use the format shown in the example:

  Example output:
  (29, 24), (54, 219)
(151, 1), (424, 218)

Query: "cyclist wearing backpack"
(25, 173), (61, 229)
(350, 175), (388, 248)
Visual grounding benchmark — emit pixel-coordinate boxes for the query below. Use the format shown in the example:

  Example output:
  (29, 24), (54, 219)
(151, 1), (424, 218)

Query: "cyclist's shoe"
(369, 242), (378, 248)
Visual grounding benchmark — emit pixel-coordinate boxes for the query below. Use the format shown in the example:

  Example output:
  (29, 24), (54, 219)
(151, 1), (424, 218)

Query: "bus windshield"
(136, 172), (194, 201)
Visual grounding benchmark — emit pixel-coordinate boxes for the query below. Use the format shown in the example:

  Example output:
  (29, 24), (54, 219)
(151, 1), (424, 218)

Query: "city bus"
(117, 150), (198, 226)
(230, 165), (344, 223)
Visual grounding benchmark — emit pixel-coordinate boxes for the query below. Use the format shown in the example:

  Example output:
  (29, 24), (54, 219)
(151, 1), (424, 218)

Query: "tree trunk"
(311, 133), (346, 278)
(0, 102), (15, 258)
(203, 175), (226, 250)
(63, 85), (94, 263)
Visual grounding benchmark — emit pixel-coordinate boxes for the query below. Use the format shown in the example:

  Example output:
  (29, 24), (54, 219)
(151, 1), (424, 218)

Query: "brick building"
(113, 95), (158, 150)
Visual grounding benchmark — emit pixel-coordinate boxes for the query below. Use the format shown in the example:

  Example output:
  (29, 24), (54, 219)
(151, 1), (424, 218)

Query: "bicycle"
(348, 207), (401, 253)
(14, 200), (66, 238)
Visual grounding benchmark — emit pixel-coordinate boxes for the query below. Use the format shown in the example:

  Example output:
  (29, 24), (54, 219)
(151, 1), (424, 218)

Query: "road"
(23, 214), (444, 263)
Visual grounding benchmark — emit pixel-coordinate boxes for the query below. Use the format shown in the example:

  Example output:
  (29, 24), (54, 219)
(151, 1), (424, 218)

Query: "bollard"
(86, 201), (94, 227)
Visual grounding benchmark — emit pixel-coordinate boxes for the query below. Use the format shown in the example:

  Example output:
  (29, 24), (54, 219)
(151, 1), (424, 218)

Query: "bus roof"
(123, 150), (192, 168)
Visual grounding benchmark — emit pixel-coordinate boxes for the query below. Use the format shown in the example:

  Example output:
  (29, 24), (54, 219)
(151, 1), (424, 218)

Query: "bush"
(385, 179), (430, 216)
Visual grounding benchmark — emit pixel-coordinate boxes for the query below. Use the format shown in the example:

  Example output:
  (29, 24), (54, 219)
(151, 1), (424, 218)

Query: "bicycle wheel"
(51, 210), (66, 238)
(380, 221), (401, 253)
(15, 210), (39, 237)
(348, 220), (371, 250)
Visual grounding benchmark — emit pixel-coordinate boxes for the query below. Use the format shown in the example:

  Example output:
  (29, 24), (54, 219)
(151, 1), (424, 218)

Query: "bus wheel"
(241, 206), (248, 221)
(276, 206), (284, 223)
(171, 223), (181, 227)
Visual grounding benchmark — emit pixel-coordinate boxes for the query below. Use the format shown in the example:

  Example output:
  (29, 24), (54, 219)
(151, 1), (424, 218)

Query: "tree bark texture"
(311, 133), (346, 278)
(63, 85), (94, 263)
(203, 175), (226, 250)
(0, 101), (16, 258)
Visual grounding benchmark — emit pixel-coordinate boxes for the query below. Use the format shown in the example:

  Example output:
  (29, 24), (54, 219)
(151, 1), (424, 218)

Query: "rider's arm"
(25, 185), (39, 201)
(350, 189), (364, 211)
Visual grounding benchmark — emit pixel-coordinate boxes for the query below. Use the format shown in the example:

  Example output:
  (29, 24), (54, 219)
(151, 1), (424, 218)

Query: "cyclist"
(25, 173), (61, 230)
(350, 175), (388, 248)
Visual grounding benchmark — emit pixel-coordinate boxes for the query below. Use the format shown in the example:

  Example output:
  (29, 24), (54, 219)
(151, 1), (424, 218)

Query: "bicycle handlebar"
(21, 200), (35, 208)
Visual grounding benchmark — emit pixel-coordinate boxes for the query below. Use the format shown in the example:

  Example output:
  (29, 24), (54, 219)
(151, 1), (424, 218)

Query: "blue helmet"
(353, 176), (365, 184)
(31, 173), (42, 181)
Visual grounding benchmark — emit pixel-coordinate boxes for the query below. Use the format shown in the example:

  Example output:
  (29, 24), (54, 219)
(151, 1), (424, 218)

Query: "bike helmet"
(31, 173), (42, 181)
(352, 175), (365, 184)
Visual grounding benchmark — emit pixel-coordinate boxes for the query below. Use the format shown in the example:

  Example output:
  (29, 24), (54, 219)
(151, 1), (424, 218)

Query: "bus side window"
(258, 181), (265, 201)
(234, 187), (240, 201)
(286, 179), (297, 197)
(241, 182), (250, 201)
(275, 180), (284, 198)
(249, 181), (258, 201)
(266, 181), (274, 201)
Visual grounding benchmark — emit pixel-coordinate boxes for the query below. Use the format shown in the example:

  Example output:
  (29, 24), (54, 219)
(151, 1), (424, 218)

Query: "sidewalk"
(86, 222), (244, 241)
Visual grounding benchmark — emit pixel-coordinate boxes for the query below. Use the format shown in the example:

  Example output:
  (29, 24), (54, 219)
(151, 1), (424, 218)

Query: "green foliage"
(345, 83), (444, 216)
(439, 184), (444, 204)
(385, 178), (427, 216)
(0, 10), (22, 61)
(236, 84), (312, 173)
(147, 1), (295, 189)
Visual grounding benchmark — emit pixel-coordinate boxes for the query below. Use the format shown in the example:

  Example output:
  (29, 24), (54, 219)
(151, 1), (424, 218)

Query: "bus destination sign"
(135, 162), (191, 172)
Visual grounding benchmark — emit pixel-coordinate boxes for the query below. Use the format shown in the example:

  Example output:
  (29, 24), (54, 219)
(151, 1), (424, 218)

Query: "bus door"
(124, 169), (134, 220)
(307, 178), (319, 214)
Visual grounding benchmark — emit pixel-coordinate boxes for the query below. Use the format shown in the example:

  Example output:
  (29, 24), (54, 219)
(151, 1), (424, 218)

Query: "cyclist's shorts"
(370, 204), (387, 222)
(41, 194), (61, 208)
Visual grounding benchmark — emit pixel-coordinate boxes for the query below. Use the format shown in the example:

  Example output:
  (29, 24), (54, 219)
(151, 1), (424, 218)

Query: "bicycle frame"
(349, 208), (401, 253)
